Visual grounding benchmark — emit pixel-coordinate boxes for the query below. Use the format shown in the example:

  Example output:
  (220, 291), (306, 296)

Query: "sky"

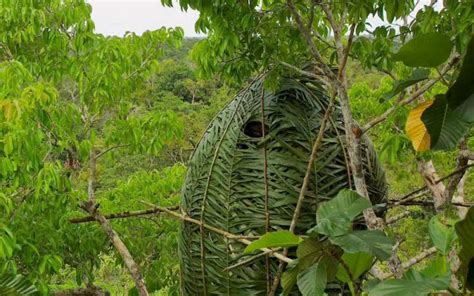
(88, 0), (440, 37)
(88, 0), (203, 37)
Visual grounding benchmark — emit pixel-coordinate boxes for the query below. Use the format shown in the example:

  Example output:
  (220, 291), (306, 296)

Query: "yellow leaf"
(405, 100), (433, 152)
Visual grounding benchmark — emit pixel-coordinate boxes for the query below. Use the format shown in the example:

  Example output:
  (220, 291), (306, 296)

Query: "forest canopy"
(0, 0), (473, 295)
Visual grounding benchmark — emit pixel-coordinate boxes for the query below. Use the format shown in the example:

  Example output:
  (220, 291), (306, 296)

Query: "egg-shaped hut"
(179, 74), (387, 295)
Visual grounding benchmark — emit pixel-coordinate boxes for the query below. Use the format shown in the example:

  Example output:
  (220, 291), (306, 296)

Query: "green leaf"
(297, 238), (324, 261)
(368, 270), (449, 296)
(330, 230), (392, 260)
(311, 189), (371, 237)
(244, 230), (302, 254)
(421, 255), (448, 278)
(336, 252), (374, 283)
(383, 68), (430, 101)
(428, 216), (456, 254)
(282, 260), (300, 296)
(446, 36), (474, 122)
(421, 94), (470, 150)
(455, 207), (474, 291)
(393, 33), (453, 67)
(297, 262), (327, 296)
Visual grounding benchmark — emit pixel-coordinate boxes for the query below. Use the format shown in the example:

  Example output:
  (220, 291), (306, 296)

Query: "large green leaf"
(297, 262), (327, 296)
(330, 230), (392, 260)
(383, 68), (430, 101)
(446, 36), (474, 123)
(393, 33), (453, 67)
(311, 189), (371, 237)
(336, 252), (374, 283)
(421, 94), (470, 150)
(455, 207), (474, 291)
(244, 230), (302, 254)
(428, 216), (456, 254)
(368, 269), (449, 296)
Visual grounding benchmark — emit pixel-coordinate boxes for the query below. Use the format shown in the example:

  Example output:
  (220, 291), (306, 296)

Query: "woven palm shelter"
(179, 74), (387, 295)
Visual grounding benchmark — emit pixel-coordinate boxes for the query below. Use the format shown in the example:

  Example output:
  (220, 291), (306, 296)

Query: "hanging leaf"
(393, 33), (453, 67)
(446, 36), (474, 123)
(455, 207), (474, 291)
(336, 252), (374, 283)
(368, 269), (449, 296)
(310, 190), (371, 237)
(405, 100), (432, 152)
(421, 94), (470, 150)
(297, 262), (327, 296)
(428, 216), (456, 255)
(296, 238), (324, 261)
(282, 260), (300, 296)
(383, 68), (430, 101)
(330, 230), (392, 260)
(244, 230), (302, 254)
(282, 239), (338, 295)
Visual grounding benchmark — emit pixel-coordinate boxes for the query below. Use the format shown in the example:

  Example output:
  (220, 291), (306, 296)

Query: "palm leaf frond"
(0, 273), (37, 296)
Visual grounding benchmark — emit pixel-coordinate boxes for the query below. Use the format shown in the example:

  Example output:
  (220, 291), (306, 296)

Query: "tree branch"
(338, 23), (356, 81)
(390, 163), (474, 204)
(362, 54), (460, 133)
(69, 205), (179, 223)
(82, 149), (149, 296)
(445, 138), (470, 202)
(140, 200), (293, 264)
(381, 247), (437, 280)
(286, 0), (335, 80)
(385, 211), (412, 224)
(96, 144), (130, 159)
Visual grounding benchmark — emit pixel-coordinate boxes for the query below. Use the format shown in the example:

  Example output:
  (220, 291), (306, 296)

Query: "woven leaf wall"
(179, 76), (387, 295)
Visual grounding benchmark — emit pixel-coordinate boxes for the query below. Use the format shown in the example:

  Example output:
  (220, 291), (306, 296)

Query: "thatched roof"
(179, 74), (387, 295)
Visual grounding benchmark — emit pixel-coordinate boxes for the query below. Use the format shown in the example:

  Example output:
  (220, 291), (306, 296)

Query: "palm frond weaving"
(179, 74), (387, 295)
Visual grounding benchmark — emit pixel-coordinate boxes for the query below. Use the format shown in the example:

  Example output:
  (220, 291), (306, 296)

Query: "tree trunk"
(337, 86), (383, 229)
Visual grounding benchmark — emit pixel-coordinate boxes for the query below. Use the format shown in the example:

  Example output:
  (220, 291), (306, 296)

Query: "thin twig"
(390, 164), (474, 204)
(278, 61), (321, 79)
(362, 54), (460, 133)
(96, 144), (130, 159)
(286, 0), (335, 80)
(69, 205), (179, 223)
(269, 92), (336, 295)
(381, 247), (437, 279)
(140, 201), (293, 264)
(385, 211), (412, 225)
(223, 249), (279, 272)
(390, 199), (473, 208)
(338, 23), (356, 80)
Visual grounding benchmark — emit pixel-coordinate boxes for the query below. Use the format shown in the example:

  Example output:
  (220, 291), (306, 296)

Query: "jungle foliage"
(0, 0), (473, 295)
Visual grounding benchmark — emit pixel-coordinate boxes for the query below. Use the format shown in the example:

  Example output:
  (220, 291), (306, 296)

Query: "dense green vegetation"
(0, 0), (473, 295)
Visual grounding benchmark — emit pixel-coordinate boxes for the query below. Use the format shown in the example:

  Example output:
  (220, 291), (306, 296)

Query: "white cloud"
(88, 0), (204, 37)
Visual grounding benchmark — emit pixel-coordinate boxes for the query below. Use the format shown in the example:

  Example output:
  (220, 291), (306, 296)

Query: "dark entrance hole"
(243, 121), (269, 138)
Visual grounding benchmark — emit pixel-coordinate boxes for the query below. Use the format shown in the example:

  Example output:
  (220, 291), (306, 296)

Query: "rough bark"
(83, 149), (149, 296)
(417, 160), (446, 212)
